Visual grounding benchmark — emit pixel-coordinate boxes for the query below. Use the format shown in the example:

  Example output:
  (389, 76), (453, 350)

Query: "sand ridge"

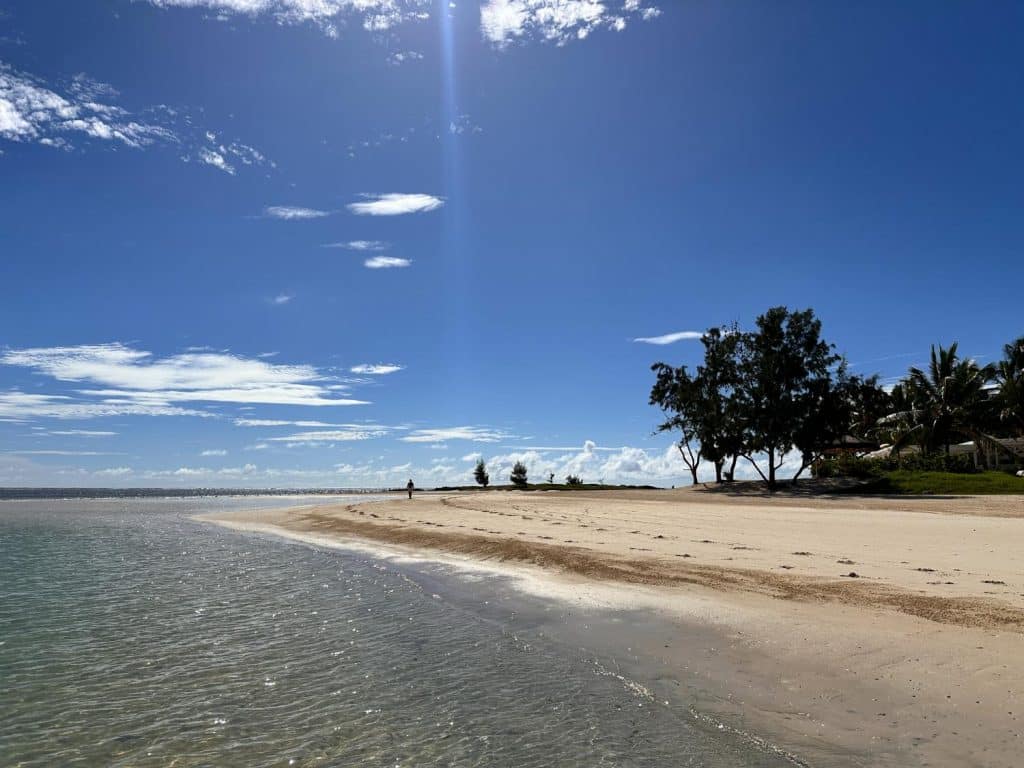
(271, 489), (1024, 632)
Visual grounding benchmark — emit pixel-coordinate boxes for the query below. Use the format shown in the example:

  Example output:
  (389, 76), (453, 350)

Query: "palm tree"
(884, 343), (995, 455)
(995, 336), (1024, 436)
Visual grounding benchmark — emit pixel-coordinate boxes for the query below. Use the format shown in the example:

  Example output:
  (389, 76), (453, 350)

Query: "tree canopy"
(647, 307), (1021, 488)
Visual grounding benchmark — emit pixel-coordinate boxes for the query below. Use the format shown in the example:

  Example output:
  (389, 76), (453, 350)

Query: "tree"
(547, 472), (555, 484)
(650, 363), (702, 484)
(693, 326), (744, 483)
(510, 461), (528, 487)
(996, 336), (1024, 436)
(733, 307), (841, 489)
(565, 474), (583, 486)
(885, 343), (995, 455)
(474, 459), (489, 488)
(844, 374), (891, 442)
(790, 365), (858, 481)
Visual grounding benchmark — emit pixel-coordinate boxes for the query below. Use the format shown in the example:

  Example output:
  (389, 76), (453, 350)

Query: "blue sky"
(1, 1), (1021, 487)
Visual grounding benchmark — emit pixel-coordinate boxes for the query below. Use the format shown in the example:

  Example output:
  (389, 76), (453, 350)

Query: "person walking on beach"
(406, 478), (414, 499)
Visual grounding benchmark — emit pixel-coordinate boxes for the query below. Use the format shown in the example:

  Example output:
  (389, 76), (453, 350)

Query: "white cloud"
(322, 240), (389, 251)
(0, 391), (206, 420)
(364, 256), (411, 269)
(387, 50), (424, 65)
(350, 363), (403, 375)
(46, 429), (117, 437)
(633, 330), (703, 345)
(0, 65), (171, 147)
(268, 429), (388, 443)
(0, 64), (269, 171)
(263, 205), (330, 220)
(347, 193), (443, 216)
(0, 343), (370, 414)
(480, 0), (661, 46)
(471, 441), (687, 485)
(6, 450), (115, 456)
(197, 147), (234, 174)
(95, 466), (132, 477)
(271, 294), (293, 305)
(201, 448), (227, 456)
(401, 426), (509, 443)
(234, 418), (367, 427)
(145, 0), (432, 35)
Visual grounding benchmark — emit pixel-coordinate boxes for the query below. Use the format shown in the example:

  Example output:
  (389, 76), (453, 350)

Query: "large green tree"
(733, 307), (841, 489)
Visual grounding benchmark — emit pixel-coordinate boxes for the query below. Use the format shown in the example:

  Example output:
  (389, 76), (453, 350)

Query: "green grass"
(857, 470), (1024, 495)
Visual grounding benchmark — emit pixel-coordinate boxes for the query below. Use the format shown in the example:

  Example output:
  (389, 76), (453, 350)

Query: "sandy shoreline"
(201, 488), (1024, 767)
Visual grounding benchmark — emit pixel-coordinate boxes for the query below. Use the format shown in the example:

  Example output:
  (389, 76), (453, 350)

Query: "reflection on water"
(0, 498), (789, 767)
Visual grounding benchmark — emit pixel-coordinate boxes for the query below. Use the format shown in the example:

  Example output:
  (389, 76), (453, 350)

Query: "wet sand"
(203, 487), (1024, 767)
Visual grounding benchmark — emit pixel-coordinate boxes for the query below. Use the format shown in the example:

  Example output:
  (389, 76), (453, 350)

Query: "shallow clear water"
(0, 498), (791, 767)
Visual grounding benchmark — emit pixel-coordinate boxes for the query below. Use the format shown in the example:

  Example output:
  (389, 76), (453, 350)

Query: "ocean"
(0, 497), (794, 767)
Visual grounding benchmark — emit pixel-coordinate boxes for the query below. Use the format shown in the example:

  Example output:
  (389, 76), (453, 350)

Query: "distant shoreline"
(0, 487), (407, 501)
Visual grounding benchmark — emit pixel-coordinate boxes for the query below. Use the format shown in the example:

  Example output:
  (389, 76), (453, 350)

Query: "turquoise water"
(0, 498), (793, 767)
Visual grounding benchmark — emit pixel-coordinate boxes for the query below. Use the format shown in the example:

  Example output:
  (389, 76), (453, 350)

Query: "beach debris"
(837, 559), (856, 565)
(792, 551), (812, 556)
(843, 572), (860, 578)
(982, 580), (1007, 585)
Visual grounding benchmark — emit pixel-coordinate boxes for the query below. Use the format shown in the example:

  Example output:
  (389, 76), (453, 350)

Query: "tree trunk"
(767, 447), (777, 490)
(689, 465), (699, 485)
(714, 460), (724, 483)
(727, 455), (738, 482)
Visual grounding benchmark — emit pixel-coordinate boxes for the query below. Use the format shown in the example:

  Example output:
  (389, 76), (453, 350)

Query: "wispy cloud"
(144, 0), (432, 36)
(234, 418), (372, 427)
(322, 240), (389, 251)
(633, 330), (703, 345)
(201, 449), (227, 456)
(347, 193), (443, 216)
(268, 429), (388, 443)
(46, 429), (117, 437)
(350, 363), (403, 375)
(0, 343), (370, 416)
(0, 391), (205, 421)
(271, 294), (293, 305)
(364, 256), (411, 269)
(387, 50), (424, 66)
(95, 466), (132, 477)
(1, 65), (172, 148)
(263, 205), (330, 220)
(400, 426), (509, 443)
(7, 449), (116, 456)
(0, 65), (269, 173)
(480, 0), (661, 47)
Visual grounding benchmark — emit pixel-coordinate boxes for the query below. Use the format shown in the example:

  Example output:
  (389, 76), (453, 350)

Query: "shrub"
(814, 451), (978, 479)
